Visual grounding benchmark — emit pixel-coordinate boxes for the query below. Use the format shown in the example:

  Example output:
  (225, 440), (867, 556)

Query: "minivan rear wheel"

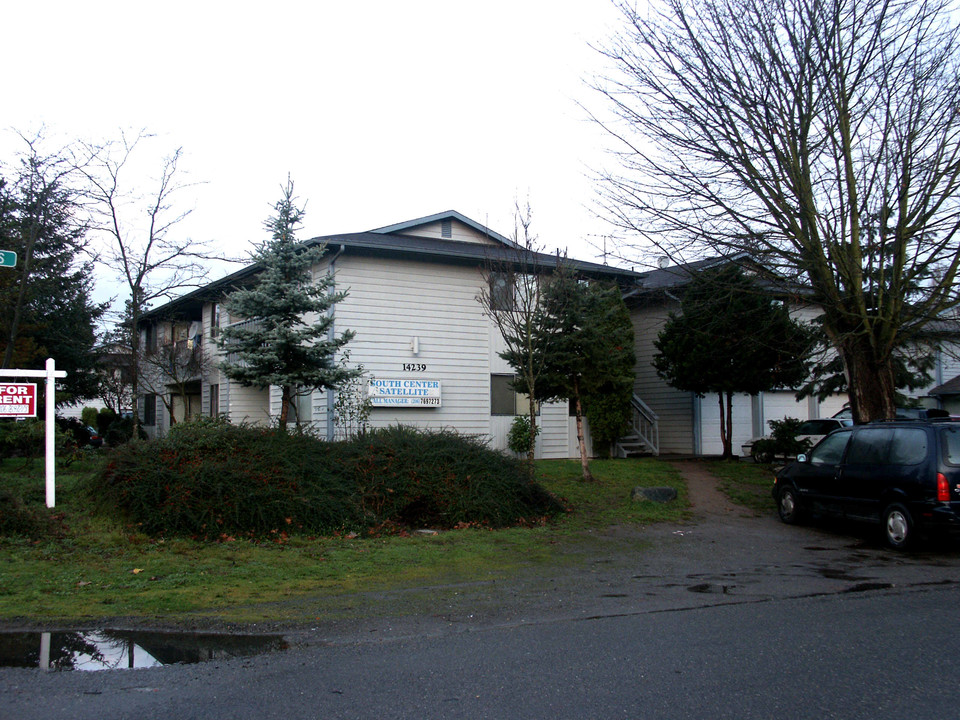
(882, 503), (914, 550)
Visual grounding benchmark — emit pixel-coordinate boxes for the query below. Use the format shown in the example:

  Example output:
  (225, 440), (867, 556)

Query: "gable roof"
(370, 210), (518, 248)
(140, 210), (639, 321)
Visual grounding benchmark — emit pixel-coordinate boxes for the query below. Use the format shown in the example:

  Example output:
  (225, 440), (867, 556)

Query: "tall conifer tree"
(217, 178), (359, 428)
(527, 268), (634, 480)
(653, 266), (812, 457)
(0, 140), (104, 404)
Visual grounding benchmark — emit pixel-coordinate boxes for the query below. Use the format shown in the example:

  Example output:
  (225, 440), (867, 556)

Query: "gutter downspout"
(326, 244), (346, 441)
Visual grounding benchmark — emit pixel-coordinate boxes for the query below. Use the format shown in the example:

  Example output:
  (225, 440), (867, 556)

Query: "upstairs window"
(489, 273), (514, 312)
(144, 324), (158, 353)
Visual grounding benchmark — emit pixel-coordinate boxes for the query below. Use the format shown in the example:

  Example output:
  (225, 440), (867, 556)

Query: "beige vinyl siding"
(540, 403), (571, 457)
(488, 401), (571, 459)
(331, 255), (491, 436)
(227, 384), (271, 426)
(919, 340), (960, 401)
(266, 386), (329, 430)
(211, 303), (272, 426)
(630, 300), (696, 455)
(939, 341), (960, 383)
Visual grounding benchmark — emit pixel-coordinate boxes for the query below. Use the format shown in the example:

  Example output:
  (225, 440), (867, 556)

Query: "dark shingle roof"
(633, 256), (741, 290)
(140, 214), (640, 321)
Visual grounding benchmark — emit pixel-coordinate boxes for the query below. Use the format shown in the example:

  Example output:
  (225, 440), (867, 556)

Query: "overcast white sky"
(3, 0), (641, 308)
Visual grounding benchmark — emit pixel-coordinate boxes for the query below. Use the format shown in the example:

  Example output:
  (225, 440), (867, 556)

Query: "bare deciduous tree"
(139, 333), (213, 426)
(592, 0), (960, 423)
(477, 201), (559, 466)
(80, 131), (216, 431)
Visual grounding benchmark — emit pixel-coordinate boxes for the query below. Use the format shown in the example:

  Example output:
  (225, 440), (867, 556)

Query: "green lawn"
(0, 456), (688, 624)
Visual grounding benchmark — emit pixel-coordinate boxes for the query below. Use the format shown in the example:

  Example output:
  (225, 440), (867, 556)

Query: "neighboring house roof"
(633, 255), (748, 291)
(140, 210), (640, 322)
(628, 252), (814, 302)
(929, 374), (960, 397)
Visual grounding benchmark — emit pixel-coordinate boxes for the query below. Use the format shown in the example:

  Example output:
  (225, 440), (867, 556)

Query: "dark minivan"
(773, 421), (960, 549)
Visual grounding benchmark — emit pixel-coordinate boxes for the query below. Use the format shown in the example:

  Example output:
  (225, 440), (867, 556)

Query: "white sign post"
(0, 358), (68, 507)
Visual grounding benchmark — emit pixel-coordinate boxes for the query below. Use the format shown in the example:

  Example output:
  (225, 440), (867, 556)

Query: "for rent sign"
(0, 384), (37, 417)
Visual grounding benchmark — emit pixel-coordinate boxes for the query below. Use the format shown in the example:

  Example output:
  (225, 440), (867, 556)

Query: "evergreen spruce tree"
(217, 178), (359, 429)
(528, 267), (635, 481)
(653, 265), (812, 458)
(0, 145), (105, 404)
(582, 283), (636, 458)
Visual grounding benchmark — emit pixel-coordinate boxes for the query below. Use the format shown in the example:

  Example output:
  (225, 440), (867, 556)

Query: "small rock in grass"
(631, 486), (677, 503)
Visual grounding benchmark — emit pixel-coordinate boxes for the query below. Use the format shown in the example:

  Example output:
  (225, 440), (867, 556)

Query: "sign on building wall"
(0, 383), (37, 417)
(368, 379), (442, 407)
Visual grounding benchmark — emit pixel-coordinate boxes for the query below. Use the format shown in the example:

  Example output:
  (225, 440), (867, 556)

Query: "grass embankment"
(0, 456), (687, 624)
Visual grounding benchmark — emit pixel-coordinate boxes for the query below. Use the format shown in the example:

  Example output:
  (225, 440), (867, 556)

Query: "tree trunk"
(161, 394), (177, 427)
(574, 377), (595, 482)
(723, 391), (733, 459)
(717, 392), (734, 459)
(526, 395), (537, 469)
(279, 385), (292, 429)
(130, 302), (142, 437)
(838, 336), (897, 424)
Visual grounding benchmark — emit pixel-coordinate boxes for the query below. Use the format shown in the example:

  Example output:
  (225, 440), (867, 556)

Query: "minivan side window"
(809, 430), (852, 465)
(846, 428), (892, 465)
(941, 427), (960, 466)
(888, 428), (928, 465)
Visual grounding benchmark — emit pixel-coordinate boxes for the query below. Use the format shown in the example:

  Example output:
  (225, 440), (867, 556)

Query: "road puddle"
(0, 630), (288, 671)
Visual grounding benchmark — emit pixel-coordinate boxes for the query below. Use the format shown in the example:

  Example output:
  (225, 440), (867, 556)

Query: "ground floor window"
(491, 374), (538, 416)
(287, 387), (313, 425)
(171, 393), (201, 423)
(209, 384), (219, 416)
(142, 394), (157, 426)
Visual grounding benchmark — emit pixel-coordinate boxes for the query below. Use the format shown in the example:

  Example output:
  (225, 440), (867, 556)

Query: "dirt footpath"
(667, 459), (742, 518)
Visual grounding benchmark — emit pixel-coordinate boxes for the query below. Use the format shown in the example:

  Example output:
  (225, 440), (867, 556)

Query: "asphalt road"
(3, 472), (960, 719)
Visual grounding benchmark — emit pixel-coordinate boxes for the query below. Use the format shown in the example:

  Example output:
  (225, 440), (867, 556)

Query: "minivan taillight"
(937, 473), (951, 502)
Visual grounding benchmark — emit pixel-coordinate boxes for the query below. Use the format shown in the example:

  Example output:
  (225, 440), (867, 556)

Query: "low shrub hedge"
(85, 420), (563, 539)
